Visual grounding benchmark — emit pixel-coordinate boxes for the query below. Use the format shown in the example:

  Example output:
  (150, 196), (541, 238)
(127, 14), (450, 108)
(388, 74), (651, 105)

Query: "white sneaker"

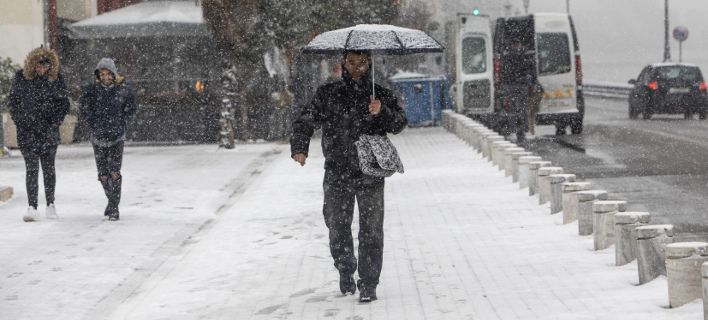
(45, 204), (58, 219)
(23, 207), (40, 222)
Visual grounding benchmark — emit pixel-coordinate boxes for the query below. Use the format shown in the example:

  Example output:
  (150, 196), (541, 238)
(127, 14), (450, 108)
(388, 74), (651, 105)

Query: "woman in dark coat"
(7, 47), (69, 222)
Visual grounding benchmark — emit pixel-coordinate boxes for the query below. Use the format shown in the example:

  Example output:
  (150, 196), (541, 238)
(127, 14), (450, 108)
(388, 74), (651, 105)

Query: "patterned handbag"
(354, 134), (404, 177)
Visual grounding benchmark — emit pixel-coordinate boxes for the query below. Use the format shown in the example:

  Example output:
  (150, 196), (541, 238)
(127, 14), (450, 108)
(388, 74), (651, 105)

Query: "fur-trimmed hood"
(23, 47), (60, 81)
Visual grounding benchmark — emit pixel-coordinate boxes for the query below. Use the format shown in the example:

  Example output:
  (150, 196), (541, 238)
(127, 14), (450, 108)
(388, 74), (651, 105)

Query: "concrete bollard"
(702, 262), (708, 319)
(536, 167), (563, 205)
(549, 174), (576, 214)
(491, 141), (515, 168)
(501, 147), (525, 175)
(518, 156), (542, 189)
(614, 212), (651, 266)
(482, 135), (504, 160)
(511, 152), (534, 182)
(592, 200), (627, 250)
(666, 242), (708, 308)
(636, 224), (674, 284)
(528, 161), (552, 196)
(561, 182), (592, 224)
(473, 129), (494, 152)
(574, 190), (609, 235)
(458, 121), (473, 145)
(468, 126), (488, 151)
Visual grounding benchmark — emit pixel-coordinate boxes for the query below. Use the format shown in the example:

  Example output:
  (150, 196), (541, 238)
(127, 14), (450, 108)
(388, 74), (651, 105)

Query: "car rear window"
(537, 33), (571, 76)
(462, 36), (487, 74)
(655, 66), (703, 82)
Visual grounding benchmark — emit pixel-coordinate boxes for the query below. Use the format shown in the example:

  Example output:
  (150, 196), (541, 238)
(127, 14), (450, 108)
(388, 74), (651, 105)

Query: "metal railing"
(583, 81), (632, 99)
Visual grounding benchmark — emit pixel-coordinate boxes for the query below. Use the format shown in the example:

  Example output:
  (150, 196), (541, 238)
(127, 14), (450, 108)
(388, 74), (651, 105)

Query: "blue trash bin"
(389, 73), (451, 126)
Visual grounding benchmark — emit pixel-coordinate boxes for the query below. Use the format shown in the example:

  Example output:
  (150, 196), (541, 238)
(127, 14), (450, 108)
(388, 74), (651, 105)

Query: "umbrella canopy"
(302, 24), (444, 55)
(68, 1), (207, 39)
(302, 24), (443, 97)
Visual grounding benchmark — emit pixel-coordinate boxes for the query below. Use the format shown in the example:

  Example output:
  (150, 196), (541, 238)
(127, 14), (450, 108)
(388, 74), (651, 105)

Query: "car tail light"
(700, 82), (708, 91)
(493, 57), (501, 86)
(648, 81), (658, 90)
(575, 55), (583, 86)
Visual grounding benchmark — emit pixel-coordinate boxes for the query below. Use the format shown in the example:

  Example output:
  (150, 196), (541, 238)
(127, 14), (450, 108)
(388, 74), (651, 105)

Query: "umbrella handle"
(372, 57), (375, 98)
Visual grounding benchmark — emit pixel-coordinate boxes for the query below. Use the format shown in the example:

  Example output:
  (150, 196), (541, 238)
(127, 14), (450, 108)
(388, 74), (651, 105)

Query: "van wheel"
(554, 124), (566, 136)
(684, 107), (693, 120)
(570, 121), (583, 135)
(642, 109), (652, 120)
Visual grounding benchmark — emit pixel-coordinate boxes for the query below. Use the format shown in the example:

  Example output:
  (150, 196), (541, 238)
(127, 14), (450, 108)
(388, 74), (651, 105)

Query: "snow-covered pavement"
(0, 127), (703, 319)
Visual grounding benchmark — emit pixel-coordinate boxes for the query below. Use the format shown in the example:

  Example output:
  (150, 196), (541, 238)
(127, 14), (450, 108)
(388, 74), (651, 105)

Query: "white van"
(445, 14), (495, 119)
(494, 13), (584, 135)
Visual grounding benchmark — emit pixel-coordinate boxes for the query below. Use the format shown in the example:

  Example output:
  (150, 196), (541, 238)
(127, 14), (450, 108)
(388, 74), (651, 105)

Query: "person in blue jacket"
(79, 58), (136, 221)
(8, 47), (69, 222)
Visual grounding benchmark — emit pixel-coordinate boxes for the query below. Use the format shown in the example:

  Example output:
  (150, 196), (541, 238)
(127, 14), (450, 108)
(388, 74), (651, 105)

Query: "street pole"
(523, 0), (529, 14)
(566, 0), (570, 14)
(679, 41), (682, 63)
(664, 0), (671, 62)
(0, 113), (4, 156)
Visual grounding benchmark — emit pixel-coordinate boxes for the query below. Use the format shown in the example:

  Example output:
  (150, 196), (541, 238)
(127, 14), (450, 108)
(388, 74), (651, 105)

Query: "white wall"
(58, 0), (96, 22)
(0, 0), (45, 66)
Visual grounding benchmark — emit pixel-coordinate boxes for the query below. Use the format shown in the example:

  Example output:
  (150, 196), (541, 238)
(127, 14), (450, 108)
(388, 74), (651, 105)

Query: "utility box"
(389, 73), (451, 126)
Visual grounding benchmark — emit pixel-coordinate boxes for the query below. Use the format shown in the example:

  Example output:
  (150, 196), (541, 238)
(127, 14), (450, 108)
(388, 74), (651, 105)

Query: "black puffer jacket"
(8, 70), (69, 152)
(291, 69), (408, 175)
(79, 80), (136, 146)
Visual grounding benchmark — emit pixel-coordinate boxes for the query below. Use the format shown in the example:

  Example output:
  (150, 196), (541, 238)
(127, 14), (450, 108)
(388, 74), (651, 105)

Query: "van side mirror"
(628, 79), (636, 85)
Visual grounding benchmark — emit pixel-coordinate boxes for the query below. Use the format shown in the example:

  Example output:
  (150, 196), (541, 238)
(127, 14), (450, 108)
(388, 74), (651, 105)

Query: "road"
(526, 95), (708, 237)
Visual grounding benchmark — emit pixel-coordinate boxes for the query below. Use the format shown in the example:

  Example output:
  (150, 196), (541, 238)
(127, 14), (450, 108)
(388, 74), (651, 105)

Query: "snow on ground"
(0, 128), (704, 319)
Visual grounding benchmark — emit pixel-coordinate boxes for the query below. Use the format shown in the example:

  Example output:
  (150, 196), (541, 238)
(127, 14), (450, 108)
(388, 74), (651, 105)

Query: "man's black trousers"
(322, 170), (385, 288)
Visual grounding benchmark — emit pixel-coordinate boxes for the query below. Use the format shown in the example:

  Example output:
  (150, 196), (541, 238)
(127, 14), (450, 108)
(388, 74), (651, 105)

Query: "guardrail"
(583, 81), (632, 99)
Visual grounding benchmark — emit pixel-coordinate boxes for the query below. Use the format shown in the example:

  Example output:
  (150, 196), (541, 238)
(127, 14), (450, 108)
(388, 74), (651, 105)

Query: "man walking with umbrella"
(291, 49), (407, 302)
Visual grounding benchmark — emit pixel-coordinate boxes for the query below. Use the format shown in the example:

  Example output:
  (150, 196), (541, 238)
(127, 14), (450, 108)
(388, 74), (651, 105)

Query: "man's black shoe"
(108, 208), (120, 221)
(339, 273), (356, 295)
(358, 286), (377, 303)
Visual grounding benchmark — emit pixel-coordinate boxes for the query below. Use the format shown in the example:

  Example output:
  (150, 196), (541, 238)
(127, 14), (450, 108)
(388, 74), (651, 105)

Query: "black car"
(628, 63), (708, 120)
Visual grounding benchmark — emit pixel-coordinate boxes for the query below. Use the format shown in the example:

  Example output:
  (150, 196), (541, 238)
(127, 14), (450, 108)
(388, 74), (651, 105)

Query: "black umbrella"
(302, 24), (444, 96)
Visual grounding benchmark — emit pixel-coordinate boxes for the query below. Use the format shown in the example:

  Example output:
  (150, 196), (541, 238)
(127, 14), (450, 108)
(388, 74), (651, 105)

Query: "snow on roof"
(649, 62), (700, 68)
(69, 1), (206, 39)
(389, 71), (428, 80)
(73, 1), (203, 27)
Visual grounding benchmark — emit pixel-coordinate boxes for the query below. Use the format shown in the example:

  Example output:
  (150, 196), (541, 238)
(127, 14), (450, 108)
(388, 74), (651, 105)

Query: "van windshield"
(537, 33), (571, 76)
(462, 36), (487, 74)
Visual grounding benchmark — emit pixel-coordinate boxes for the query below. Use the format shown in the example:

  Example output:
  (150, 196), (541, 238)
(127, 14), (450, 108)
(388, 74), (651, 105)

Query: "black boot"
(100, 178), (112, 218)
(357, 280), (377, 302)
(107, 177), (122, 221)
(339, 272), (356, 295)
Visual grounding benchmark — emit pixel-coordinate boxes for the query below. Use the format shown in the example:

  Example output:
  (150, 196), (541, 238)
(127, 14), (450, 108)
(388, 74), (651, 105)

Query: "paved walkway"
(0, 127), (703, 319)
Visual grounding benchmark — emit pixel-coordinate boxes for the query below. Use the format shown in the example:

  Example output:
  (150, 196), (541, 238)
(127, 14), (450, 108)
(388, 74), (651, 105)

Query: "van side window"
(537, 33), (571, 76)
(462, 36), (487, 74)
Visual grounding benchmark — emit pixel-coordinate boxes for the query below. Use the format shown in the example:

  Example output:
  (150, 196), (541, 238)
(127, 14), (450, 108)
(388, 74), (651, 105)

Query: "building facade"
(0, 0), (45, 64)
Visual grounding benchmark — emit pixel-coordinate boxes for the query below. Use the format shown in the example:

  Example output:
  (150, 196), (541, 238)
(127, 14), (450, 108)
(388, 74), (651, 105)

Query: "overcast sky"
(426, 0), (708, 82)
(528, 0), (708, 82)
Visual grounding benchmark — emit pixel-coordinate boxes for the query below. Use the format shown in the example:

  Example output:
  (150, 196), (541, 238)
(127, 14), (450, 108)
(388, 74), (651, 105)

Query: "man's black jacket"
(79, 80), (136, 145)
(291, 74), (407, 175)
